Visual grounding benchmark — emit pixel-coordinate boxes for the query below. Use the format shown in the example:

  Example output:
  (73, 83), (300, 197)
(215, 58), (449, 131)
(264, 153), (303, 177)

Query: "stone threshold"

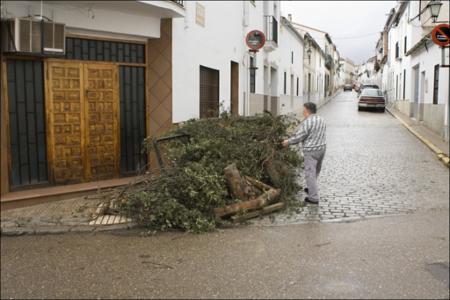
(1, 176), (139, 211)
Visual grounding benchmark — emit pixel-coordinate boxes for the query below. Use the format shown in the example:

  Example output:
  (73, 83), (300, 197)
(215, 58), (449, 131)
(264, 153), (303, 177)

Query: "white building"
(339, 58), (355, 85)
(172, 0), (305, 119)
(378, 0), (449, 141)
(291, 23), (336, 100)
(301, 32), (326, 106)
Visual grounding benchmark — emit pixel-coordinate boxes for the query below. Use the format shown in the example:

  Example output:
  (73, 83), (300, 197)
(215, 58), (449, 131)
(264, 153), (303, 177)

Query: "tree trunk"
(214, 188), (280, 218)
(224, 163), (254, 201)
(231, 202), (285, 223)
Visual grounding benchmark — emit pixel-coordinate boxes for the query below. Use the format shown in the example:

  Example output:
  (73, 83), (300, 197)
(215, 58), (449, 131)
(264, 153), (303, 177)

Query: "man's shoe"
(304, 187), (309, 194)
(304, 197), (318, 205)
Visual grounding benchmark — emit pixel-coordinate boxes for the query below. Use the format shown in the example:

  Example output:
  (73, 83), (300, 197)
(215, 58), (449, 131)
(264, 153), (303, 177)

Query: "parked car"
(357, 84), (379, 96)
(358, 88), (385, 112)
(343, 84), (352, 91)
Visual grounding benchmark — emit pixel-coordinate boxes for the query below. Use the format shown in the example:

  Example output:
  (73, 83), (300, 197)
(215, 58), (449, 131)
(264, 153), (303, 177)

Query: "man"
(282, 102), (326, 204)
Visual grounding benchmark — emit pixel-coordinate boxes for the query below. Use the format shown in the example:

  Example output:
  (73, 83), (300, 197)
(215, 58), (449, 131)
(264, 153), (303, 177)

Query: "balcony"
(138, 0), (185, 18)
(169, 0), (184, 6)
(264, 15), (278, 52)
(325, 54), (333, 70)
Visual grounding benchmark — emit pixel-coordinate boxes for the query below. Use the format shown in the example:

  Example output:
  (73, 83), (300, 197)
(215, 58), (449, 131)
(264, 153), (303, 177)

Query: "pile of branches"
(118, 112), (302, 233)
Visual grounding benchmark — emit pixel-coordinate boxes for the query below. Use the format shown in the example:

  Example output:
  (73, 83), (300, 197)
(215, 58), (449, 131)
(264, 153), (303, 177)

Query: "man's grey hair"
(303, 102), (317, 114)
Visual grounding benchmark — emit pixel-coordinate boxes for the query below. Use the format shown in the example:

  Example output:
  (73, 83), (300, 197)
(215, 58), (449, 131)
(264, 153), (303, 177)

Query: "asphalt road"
(1, 92), (449, 299)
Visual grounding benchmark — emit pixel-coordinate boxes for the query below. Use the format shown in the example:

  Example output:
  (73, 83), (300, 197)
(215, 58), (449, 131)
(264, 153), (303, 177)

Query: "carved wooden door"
(46, 61), (85, 184)
(83, 64), (119, 181)
(46, 60), (119, 183)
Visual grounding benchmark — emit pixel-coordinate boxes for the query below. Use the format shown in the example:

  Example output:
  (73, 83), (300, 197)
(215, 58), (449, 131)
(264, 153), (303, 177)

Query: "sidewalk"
(1, 194), (135, 236)
(386, 107), (449, 167)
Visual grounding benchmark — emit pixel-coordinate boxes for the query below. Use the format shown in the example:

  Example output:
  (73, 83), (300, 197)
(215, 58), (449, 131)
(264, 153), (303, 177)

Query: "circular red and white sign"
(246, 30), (266, 51)
(431, 24), (450, 47)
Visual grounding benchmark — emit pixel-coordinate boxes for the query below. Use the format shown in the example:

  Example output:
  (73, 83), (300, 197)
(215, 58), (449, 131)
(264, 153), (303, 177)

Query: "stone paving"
(1, 194), (133, 235)
(254, 91), (449, 226)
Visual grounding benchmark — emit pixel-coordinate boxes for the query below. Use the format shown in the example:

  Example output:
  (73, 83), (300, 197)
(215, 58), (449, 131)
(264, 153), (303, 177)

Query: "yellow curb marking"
(387, 108), (449, 168)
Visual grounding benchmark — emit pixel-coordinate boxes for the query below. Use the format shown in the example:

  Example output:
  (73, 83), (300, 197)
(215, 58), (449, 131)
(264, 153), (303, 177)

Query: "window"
(291, 51), (294, 64)
(395, 42), (399, 58)
(361, 89), (383, 97)
(433, 64), (439, 104)
(396, 75), (398, 99)
(404, 36), (407, 54)
(283, 72), (287, 94)
(296, 77), (299, 96)
(250, 57), (256, 93)
(403, 69), (406, 99)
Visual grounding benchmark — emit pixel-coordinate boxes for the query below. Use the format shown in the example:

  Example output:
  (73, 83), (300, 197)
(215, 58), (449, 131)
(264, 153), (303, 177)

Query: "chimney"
(288, 14), (292, 22)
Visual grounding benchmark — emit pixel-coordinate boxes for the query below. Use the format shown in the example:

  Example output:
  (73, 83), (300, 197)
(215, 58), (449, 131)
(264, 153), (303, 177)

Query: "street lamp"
(427, 0), (442, 22)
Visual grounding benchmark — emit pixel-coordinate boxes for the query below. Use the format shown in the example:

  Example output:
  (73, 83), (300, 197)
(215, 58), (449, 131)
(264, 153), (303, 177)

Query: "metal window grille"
(65, 37), (145, 63)
(250, 57), (256, 93)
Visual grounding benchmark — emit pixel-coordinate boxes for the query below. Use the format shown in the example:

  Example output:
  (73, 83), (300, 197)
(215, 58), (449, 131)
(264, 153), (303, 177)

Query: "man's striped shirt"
(287, 114), (326, 151)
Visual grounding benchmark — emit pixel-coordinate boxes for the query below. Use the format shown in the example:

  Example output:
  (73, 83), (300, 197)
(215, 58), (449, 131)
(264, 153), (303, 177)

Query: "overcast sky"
(280, 1), (396, 65)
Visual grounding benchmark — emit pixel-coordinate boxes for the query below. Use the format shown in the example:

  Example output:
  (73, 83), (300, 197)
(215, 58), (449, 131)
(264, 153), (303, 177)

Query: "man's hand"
(281, 140), (289, 147)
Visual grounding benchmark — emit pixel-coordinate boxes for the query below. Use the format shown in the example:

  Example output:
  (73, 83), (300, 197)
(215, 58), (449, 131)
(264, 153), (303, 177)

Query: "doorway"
(307, 73), (311, 101)
(412, 65), (420, 119)
(230, 61), (239, 116)
(290, 74), (294, 109)
(46, 60), (120, 184)
(199, 66), (220, 118)
(270, 67), (278, 115)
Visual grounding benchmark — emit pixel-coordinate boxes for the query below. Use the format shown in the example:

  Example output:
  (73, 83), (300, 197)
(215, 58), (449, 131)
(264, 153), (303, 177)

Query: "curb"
(386, 107), (449, 168)
(0, 222), (138, 236)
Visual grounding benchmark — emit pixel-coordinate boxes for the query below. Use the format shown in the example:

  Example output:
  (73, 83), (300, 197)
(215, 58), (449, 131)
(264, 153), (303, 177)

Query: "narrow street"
(2, 93), (448, 299)
(256, 90), (449, 226)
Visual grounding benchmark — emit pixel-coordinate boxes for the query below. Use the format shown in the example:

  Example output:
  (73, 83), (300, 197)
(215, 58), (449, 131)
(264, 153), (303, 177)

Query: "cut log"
(244, 176), (272, 191)
(214, 188), (280, 218)
(224, 163), (254, 201)
(231, 202), (285, 223)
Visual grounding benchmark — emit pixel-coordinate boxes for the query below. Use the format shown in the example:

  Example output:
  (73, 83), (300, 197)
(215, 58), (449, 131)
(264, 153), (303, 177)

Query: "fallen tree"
(118, 112), (303, 233)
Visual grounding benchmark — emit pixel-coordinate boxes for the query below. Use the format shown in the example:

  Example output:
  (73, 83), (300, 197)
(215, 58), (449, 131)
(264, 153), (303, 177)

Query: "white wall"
(276, 21), (304, 116)
(172, 1), (246, 122)
(2, 1), (162, 38)
(172, 0), (308, 121)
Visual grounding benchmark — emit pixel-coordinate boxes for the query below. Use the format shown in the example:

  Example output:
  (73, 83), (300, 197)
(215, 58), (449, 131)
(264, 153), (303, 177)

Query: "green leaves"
(120, 112), (302, 233)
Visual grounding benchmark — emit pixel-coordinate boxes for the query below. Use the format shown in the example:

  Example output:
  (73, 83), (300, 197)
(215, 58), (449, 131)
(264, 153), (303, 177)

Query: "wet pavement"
(1, 92), (449, 299)
(1, 210), (448, 299)
(254, 91), (449, 225)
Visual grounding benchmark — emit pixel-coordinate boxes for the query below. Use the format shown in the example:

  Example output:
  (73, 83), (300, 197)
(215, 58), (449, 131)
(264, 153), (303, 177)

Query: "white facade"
(172, 0), (247, 121)
(172, 0), (306, 121)
(375, 0), (449, 140)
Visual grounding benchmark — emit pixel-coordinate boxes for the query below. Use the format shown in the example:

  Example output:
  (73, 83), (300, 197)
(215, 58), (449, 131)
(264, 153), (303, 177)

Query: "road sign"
(431, 24), (450, 47)
(246, 30), (266, 51)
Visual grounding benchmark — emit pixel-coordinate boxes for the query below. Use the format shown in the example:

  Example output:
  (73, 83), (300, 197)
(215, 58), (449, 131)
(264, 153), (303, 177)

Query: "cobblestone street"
(255, 91), (450, 226)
